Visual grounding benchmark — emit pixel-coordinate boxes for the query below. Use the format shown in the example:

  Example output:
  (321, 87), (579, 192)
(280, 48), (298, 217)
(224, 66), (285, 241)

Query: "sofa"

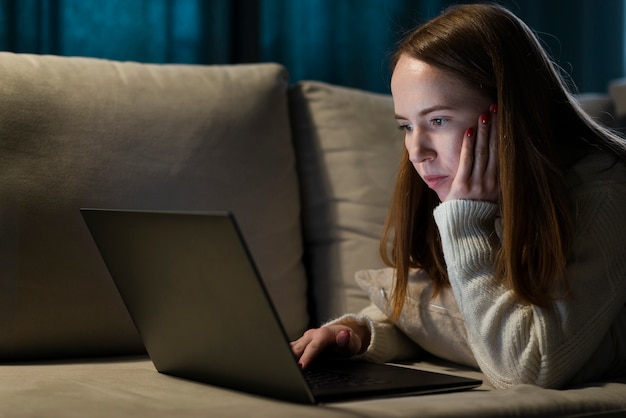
(0, 52), (625, 417)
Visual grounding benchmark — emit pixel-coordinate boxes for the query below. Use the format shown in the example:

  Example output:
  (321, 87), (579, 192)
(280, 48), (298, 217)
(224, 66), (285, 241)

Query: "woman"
(291, 3), (626, 389)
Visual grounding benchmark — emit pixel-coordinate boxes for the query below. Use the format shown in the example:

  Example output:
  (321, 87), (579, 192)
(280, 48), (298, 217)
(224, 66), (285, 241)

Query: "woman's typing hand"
(290, 323), (370, 369)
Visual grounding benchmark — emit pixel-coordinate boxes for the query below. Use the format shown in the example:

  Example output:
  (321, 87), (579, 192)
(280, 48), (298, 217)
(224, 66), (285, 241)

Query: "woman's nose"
(406, 131), (434, 164)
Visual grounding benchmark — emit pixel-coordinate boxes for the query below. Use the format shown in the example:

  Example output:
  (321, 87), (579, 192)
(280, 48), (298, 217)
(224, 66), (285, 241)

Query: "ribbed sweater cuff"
(433, 200), (499, 275)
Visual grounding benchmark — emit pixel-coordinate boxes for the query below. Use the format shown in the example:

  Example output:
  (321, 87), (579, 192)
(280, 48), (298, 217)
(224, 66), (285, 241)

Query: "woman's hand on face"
(446, 104), (499, 203)
(290, 324), (367, 369)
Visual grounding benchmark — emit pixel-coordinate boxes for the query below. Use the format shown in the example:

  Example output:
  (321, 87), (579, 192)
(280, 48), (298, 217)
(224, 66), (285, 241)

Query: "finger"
(473, 112), (490, 176)
(290, 336), (310, 358)
(295, 327), (337, 368)
(478, 105), (499, 202)
(336, 329), (351, 348)
(455, 127), (476, 183)
(298, 336), (329, 369)
(335, 329), (362, 356)
(485, 105), (499, 179)
(291, 328), (319, 359)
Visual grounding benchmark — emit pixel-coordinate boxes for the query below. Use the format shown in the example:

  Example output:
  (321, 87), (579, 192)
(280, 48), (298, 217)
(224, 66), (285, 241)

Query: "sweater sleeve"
(433, 181), (626, 389)
(324, 303), (423, 363)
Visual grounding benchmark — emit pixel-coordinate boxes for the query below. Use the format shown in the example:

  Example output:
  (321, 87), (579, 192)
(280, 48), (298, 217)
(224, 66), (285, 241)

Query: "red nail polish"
(490, 104), (498, 113)
(466, 128), (474, 136)
(480, 113), (489, 125)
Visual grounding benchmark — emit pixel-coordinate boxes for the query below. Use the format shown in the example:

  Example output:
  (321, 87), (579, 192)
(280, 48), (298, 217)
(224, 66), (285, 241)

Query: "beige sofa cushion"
(607, 79), (626, 132)
(0, 53), (308, 358)
(355, 268), (476, 367)
(289, 81), (404, 323)
(1, 357), (625, 417)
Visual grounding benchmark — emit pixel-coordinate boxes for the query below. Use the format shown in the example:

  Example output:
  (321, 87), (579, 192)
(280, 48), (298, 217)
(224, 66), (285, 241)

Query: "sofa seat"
(1, 357), (625, 417)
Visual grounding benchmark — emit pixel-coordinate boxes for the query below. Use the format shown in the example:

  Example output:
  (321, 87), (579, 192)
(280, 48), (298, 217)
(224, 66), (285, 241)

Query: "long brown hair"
(381, 3), (626, 320)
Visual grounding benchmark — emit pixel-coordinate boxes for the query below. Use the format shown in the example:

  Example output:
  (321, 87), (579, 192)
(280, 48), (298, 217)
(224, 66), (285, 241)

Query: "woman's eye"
(430, 118), (448, 126)
(398, 124), (413, 133)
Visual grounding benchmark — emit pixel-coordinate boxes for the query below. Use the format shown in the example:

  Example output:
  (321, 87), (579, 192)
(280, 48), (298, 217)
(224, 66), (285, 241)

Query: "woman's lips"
(422, 175), (448, 190)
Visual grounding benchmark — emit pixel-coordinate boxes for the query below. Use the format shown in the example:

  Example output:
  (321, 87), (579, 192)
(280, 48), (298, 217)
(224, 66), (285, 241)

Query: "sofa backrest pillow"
(289, 81), (404, 323)
(0, 53), (308, 359)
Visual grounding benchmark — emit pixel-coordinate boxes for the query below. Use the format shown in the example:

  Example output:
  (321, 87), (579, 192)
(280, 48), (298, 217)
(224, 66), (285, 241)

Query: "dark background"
(0, 0), (622, 94)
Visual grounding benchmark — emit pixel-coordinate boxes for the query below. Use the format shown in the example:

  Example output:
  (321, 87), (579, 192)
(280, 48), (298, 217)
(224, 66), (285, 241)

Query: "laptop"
(80, 209), (481, 404)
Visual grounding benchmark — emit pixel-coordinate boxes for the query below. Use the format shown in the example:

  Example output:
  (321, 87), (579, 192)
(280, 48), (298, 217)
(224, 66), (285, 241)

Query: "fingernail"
(480, 113), (489, 125)
(298, 362), (304, 369)
(490, 104), (498, 113)
(466, 128), (474, 137)
(337, 330), (350, 347)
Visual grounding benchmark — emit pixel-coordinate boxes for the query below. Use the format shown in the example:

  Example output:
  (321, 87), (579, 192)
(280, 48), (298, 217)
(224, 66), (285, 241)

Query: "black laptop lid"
(81, 209), (316, 403)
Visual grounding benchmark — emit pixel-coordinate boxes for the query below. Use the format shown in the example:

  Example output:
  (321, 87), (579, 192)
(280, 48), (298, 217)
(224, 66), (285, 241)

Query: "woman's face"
(391, 54), (493, 202)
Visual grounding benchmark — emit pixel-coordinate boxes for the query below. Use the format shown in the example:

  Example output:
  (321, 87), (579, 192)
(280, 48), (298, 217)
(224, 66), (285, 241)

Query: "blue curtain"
(0, 0), (623, 94)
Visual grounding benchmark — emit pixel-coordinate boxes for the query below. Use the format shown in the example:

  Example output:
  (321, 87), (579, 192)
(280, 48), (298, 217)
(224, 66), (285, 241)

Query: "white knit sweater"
(330, 151), (626, 389)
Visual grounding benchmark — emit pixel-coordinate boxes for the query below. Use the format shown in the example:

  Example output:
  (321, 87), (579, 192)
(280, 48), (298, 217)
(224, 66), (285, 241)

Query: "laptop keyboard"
(303, 369), (388, 389)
